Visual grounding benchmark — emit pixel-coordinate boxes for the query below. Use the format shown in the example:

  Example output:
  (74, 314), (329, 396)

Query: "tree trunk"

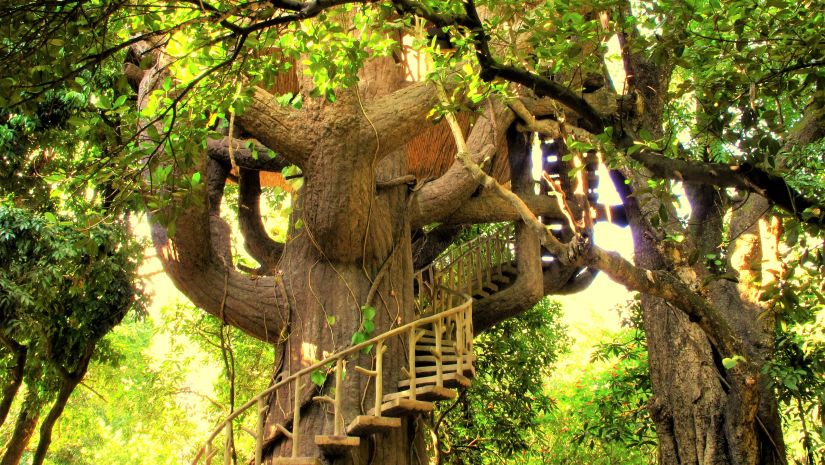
(263, 147), (428, 464)
(1, 390), (40, 465)
(0, 341), (26, 428)
(30, 370), (86, 465)
(617, 46), (786, 465)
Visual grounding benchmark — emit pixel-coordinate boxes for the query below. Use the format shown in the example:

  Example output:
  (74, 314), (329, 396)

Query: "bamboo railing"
(190, 224), (516, 465)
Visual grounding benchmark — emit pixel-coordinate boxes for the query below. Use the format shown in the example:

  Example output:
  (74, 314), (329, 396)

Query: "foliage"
(575, 302), (653, 449)
(432, 298), (570, 464)
(0, 201), (142, 462)
(761, 225), (825, 463)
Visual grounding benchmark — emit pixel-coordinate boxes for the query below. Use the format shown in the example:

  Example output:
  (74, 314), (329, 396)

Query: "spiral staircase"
(190, 224), (517, 465)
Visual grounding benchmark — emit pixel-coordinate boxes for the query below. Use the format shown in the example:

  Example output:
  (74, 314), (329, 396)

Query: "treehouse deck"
(190, 224), (517, 465)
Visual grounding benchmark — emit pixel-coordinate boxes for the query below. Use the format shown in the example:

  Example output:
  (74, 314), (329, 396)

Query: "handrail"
(192, 223), (516, 465)
(192, 289), (472, 464)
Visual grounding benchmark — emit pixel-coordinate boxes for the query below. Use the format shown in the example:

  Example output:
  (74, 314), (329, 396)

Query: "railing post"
(292, 381), (303, 458)
(334, 359), (344, 436)
(455, 310), (465, 372)
(475, 247), (483, 292)
(464, 305), (473, 355)
(255, 397), (265, 465)
(375, 341), (385, 417)
(408, 328), (417, 400)
(435, 319), (443, 388)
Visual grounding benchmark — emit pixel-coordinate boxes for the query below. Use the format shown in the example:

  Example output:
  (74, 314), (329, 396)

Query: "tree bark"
(30, 372), (85, 465)
(0, 390), (40, 465)
(0, 338), (26, 428)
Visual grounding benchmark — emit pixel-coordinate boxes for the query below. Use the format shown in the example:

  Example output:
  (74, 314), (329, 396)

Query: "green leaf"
(326, 315), (336, 326)
(311, 370), (327, 387)
(351, 331), (367, 345)
(362, 320), (375, 334)
(294, 219), (304, 230)
(361, 305), (376, 320)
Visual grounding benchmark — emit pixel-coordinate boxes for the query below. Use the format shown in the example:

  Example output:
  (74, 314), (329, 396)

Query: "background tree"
(0, 1), (823, 465)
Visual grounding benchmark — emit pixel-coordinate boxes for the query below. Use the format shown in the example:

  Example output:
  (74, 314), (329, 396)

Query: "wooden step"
(346, 415), (401, 436)
(272, 458), (323, 465)
(315, 435), (360, 455)
(415, 362), (476, 379)
(381, 385), (457, 402)
(416, 344), (457, 355)
(398, 372), (472, 389)
(367, 398), (434, 417)
(418, 336), (456, 347)
(415, 354), (476, 365)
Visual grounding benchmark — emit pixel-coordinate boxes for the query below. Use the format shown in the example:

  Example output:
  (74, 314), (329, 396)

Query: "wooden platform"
(315, 435), (360, 455)
(415, 362), (475, 378)
(382, 385), (457, 402)
(416, 343), (457, 354)
(346, 415), (401, 436)
(415, 354), (475, 364)
(367, 398), (434, 417)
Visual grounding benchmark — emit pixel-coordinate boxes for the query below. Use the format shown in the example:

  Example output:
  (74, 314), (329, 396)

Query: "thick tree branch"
(440, 191), (567, 225)
(207, 137), (291, 172)
(151, 199), (290, 343)
(410, 98), (514, 228)
(238, 168), (284, 272)
(367, 80), (445, 152)
(631, 150), (825, 225)
(412, 224), (465, 271)
(587, 245), (742, 357)
(234, 86), (317, 166)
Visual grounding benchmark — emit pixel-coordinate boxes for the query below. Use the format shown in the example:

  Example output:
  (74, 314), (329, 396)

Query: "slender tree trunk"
(30, 371), (85, 465)
(1, 390), (40, 465)
(0, 342), (26, 428)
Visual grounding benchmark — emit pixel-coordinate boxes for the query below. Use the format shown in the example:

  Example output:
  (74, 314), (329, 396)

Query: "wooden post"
(408, 328), (417, 400)
(334, 359), (344, 436)
(455, 311), (465, 372)
(292, 381), (303, 458)
(223, 421), (233, 465)
(435, 320), (443, 388)
(475, 248), (483, 292)
(375, 341), (385, 417)
(255, 397), (265, 465)
(464, 305), (473, 354)
(484, 237), (493, 284)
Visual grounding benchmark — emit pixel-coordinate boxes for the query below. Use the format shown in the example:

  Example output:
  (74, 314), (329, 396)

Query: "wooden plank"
(415, 354), (476, 364)
(398, 372), (471, 389)
(271, 458), (323, 465)
(314, 435), (360, 456)
(415, 363), (475, 378)
(346, 415), (401, 436)
(367, 398), (434, 417)
(415, 344), (456, 355)
(418, 337), (456, 347)
(382, 385), (456, 402)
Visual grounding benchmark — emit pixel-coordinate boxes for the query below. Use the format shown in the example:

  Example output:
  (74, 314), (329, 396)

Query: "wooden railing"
(191, 224), (516, 465)
(414, 223), (516, 313)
